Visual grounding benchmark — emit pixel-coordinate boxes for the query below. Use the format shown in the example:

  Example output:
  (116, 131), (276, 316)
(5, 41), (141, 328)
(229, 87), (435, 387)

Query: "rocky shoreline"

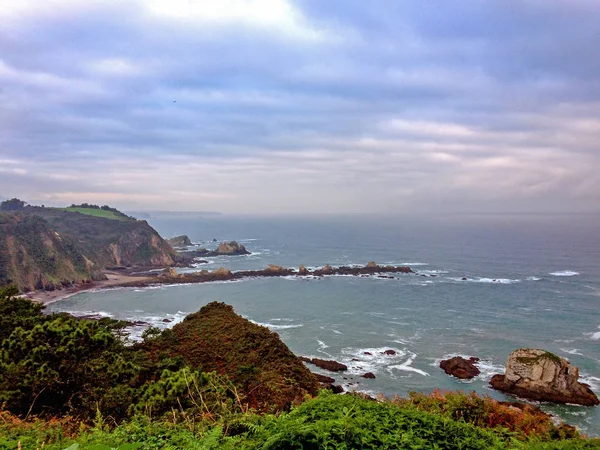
(26, 262), (413, 304)
(118, 262), (413, 289)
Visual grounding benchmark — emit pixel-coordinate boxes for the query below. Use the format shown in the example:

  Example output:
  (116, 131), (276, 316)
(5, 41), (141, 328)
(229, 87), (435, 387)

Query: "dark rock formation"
(440, 356), (481, 379)
(328, 385), (344, 394)
(382, 349), (396, 356)
(300, 357), (348, 372)
(298, 265), (309, 275)
(313, 373), (335, 384)
(362, 372), (376, 379)
(167, 235), (192, 247)
(490, 348), (600, 406)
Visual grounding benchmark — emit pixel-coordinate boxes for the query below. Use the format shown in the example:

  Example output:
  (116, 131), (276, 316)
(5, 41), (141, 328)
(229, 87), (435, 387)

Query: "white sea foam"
(123, 310), (192, 342)
(587, 331), (600, 340)
(249, 320), (303, 330)
(317, 339), (329, 349)
(68, 310), (114, 318)
(388, 352), (430, 377)
(340, 346), (407, 375)
(315, 339), (334, 358)
(549, 270), (580, 277)
(417, 269), (449, 275)
(561, 348), (584, 356)
(474, 359), (505, 380)
(447, 277), (520, 284)
(580, 375), (600, 392)
(526, 276), (542, 281)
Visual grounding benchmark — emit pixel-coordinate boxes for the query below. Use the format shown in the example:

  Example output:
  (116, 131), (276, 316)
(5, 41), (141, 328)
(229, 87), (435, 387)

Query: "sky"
(1, 0), (599, 214)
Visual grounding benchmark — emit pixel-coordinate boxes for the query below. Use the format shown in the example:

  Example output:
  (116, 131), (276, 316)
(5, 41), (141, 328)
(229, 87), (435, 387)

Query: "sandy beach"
(25, 272), (153, 305)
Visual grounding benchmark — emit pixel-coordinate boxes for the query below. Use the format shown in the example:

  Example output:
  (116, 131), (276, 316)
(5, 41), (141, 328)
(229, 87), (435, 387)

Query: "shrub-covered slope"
(142, 302), (320, 412)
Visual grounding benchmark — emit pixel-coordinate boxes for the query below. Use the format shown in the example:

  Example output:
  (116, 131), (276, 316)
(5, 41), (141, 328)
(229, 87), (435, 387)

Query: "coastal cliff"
(0, 203), (180, 292)
(0, 213), (105, 291)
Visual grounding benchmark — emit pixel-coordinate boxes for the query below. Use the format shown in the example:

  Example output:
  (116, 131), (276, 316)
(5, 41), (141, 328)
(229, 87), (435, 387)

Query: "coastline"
(22, 263), (414, 305)
(25, 272), (153, 305)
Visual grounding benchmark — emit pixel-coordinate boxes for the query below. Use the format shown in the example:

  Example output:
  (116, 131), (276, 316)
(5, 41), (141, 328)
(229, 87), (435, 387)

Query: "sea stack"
(216, 241), (250, 255)
(490, 348), (599, 406)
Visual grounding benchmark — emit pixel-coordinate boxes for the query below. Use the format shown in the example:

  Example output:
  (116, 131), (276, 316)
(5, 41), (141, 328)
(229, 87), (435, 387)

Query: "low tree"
(0, 198), (27, 211)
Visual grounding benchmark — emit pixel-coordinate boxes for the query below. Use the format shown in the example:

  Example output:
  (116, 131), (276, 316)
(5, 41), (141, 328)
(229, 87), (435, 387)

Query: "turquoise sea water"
(49, 214), (600, 435)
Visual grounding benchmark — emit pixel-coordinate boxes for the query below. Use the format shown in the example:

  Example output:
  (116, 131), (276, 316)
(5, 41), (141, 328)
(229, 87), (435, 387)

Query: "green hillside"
(57, 207), (132, 221)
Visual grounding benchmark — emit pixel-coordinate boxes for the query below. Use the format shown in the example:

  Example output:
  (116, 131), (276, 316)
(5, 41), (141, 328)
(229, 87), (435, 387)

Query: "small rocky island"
(440, 356), (481, 379)
(490, 348), (600, 406)
(179, 240), (251, 259)
(167, 235), (193, 247)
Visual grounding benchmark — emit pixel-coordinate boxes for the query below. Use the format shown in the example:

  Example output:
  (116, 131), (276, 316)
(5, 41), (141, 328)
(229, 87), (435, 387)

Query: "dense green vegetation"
(1, 287), (599, 449)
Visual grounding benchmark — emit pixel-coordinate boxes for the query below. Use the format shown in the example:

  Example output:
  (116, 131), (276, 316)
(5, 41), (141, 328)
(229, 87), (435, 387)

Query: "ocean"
(48, 214), (600, 435)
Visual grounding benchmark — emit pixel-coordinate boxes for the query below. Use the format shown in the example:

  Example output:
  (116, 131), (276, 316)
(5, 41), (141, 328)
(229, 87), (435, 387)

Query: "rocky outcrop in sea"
(490, 348), (600, 406)
(440, 356), (481, 379)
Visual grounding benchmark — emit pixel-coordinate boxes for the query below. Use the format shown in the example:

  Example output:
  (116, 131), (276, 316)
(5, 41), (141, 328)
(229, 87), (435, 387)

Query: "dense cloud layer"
(1, 0), (599, 213)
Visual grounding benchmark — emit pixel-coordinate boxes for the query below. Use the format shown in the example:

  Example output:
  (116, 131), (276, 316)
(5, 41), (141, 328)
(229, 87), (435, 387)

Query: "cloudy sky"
(1, 0), (599, 214)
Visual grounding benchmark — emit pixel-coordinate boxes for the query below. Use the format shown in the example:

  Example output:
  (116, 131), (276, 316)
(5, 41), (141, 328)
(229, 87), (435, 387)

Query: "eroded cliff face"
(0, 208), (181, 292)
(0, 214), (105, 292)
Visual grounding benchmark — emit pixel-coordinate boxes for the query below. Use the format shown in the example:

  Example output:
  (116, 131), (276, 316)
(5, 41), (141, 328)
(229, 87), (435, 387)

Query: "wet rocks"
(298, 265), (309, 275)
(362, 372), (376, 379)
(490, 348), (600, 406)
(382, 349), (397, 356)
(328, 384), (344, 394)
(440, 356), (481, 379)
(300, 357), (348, 372)
(313, 373), (335, 384)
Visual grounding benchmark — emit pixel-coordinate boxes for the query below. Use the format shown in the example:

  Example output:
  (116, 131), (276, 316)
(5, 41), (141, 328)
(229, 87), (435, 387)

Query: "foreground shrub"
(396, 389), (578, 441)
